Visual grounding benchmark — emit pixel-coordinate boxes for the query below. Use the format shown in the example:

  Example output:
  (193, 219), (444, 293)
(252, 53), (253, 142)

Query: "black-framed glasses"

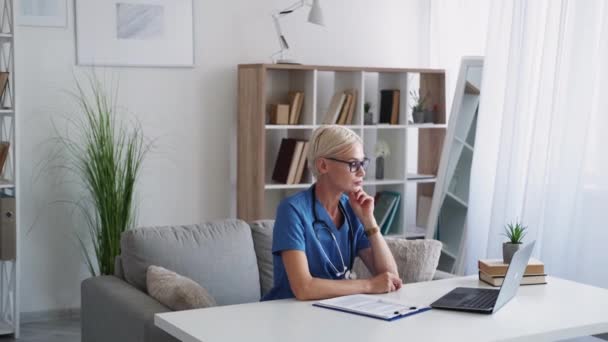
(325, 157), (370, 173)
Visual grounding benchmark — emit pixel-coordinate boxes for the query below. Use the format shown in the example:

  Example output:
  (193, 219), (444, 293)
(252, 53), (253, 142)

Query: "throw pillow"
(147, 265), (217, 311)
(352, 238), (442, 284)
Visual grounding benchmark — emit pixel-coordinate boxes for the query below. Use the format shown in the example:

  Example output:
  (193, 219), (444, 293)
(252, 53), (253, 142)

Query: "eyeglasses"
(325, 157), (370, 173)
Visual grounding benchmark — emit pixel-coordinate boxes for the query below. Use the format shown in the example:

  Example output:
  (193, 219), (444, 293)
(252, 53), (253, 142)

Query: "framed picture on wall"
(17, 0), (67, 27)
(75, 0), (194, 67)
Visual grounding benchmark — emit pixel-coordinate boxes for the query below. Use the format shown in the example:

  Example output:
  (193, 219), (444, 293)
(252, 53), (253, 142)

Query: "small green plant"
(409, 90), (428, 112)
(364, 102), (371, 113)
(503, 222), (527, 244)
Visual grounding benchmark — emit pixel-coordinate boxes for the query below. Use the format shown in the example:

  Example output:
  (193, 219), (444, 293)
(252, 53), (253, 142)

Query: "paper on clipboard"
(313, 294), (431, 321)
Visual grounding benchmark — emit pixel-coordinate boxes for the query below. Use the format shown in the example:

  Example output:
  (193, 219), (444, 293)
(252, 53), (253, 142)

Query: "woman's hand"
(348, 189), (376, 227)
(367, 272), (403, 294)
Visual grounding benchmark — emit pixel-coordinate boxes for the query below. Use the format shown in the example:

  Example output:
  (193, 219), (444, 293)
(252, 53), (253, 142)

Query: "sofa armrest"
(81, 275), (179, 342)
(433, 269), (456, 280)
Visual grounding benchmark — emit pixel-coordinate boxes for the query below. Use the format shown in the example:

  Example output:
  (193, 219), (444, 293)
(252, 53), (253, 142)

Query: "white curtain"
(464, 0), (608, 288)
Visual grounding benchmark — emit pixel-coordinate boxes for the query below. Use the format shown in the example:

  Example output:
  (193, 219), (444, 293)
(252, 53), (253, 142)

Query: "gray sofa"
(81, 219), (446, 342)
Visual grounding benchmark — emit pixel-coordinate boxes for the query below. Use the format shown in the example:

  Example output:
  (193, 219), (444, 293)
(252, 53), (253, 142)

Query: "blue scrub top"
(262, 185), (371, 301)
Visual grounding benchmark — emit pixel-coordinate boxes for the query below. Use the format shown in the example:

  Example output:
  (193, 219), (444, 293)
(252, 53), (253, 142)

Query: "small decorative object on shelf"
(364, 102), (374, 125)
(374, 140), (390, 180)
(409, 90), (428, 124)
(425, 104), (438, 123)
(502, 221), (527, 264)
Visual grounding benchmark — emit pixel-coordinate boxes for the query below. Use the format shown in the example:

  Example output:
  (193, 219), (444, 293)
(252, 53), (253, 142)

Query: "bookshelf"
(0, 0), (17, 337)
(426, 57), (483, 275)
(238, 64), (446, 239)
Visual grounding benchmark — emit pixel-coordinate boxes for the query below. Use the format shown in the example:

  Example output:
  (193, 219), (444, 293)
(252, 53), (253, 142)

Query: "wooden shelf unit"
(238, 64), (446, 237)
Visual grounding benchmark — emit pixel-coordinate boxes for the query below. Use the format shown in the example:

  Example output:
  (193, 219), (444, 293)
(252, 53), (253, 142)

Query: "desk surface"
(155, 276), (608, 342)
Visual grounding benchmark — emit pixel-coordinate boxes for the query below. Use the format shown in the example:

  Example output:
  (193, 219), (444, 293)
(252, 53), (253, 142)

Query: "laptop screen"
(493, 241), (536, 313)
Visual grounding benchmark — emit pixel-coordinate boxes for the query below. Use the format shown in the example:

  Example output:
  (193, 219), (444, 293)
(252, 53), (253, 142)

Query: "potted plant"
(374, 140), (390, 180)
(56, 75), (151, 276)
(502, 222), (527, 264)
(409, 90), (428, 124)
(364, 102), (374, 125)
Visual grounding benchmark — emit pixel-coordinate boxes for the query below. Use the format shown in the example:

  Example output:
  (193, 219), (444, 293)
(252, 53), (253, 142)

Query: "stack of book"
(272, 138), (309, 185)
(379, 89), (400, 124)
(478, 258), (547, 287)
(373, 191), (401, 235)
(322, 89), (358, 125)
(268, 91), (304, 125)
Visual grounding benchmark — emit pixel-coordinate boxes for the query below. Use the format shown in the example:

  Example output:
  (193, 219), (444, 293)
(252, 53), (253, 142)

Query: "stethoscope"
(311, 185), (357, 280)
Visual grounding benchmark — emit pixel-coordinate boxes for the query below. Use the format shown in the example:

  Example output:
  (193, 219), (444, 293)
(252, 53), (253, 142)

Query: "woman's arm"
(349, 190), (399, 277)
(282, 250), (401, 301)
(358, 232), (399, 277)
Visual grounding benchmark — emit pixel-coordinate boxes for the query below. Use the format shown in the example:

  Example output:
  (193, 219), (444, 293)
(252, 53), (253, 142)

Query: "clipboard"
(313, 294), (431, 321)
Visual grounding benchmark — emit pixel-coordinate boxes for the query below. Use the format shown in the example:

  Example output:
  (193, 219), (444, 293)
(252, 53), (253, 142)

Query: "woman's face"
(322, 143), (367, 193)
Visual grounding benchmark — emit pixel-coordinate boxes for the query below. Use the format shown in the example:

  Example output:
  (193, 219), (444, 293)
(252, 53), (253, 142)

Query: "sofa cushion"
(249, 220), (275, 297)
(147, 265), (217, 311)
(120, 219), (261, 305)
(352, 238), (442, 283)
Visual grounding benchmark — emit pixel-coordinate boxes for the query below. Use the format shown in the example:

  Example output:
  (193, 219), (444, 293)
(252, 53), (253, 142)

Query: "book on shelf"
(322, 90), (357, 125)
(271, 138), (309, 185)
(288, 91), (304, 124)
(478, 271), (547, 287)
(0, 142), (9, 174)
(373, 191), (401, 235)
(379, 89), (400, 124)
(336, 93), (352, 125)
(268, 104), (290, 125)
(293, 141), (309, 184)
(0, 72), (8, 101)
(286, 141), (305, 184)
(323, 92), (346, 124)
(344, 89), (357, 125)
(478, 258), (545, 277)
(272, 139), (297, 183)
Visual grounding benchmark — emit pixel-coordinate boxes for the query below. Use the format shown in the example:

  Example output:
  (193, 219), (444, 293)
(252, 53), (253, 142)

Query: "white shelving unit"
(426, 57), (483, 275)
(238, 64), (446, 240)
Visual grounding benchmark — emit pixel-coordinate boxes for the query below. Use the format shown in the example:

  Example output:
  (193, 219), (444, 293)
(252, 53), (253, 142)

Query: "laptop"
(430, 241), (536, 314)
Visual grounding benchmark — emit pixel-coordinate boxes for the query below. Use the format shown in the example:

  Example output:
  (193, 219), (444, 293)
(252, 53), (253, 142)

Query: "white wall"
(16, 0), (431, 313)
(428, 0), (493, 275)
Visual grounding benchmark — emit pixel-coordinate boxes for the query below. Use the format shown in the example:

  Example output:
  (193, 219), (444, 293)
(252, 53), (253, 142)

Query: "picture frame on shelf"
(75, 0), (194, 67)
(16, 0), (67, 27)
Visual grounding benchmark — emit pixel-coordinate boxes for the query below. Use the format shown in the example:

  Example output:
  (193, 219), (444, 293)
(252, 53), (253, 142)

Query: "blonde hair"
(308, 125), (362, 178)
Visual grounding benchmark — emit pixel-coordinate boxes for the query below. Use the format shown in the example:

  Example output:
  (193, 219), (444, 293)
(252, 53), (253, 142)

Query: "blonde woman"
(263, 125), (402, 301)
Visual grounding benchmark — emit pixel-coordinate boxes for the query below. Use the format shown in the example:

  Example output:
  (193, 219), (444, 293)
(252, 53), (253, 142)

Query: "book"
(390, 90), (400, 124)
(479, 271), (547, 287)
(286, 141), (305, 184)
(478, 258), (545, 277)
(313, 294), (430, 321)
(0, 142), (9, 175)
(337, 93), (352, 125)
(382, 191), (401, 235)
(344, 89), (357, 125)
(373, 191), (400, 235)
(269, 104), (289, 125)
(272, 139), (298, 183)
(293, 141), (309, 184)
(288, 91), (304, 124)
(379, 90), (399, 124)
(323, 92), (346, 124)
(0, 72), (8, 102)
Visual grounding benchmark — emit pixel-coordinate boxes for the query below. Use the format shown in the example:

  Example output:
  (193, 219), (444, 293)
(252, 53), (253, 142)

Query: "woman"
(262, 125), (402, 301)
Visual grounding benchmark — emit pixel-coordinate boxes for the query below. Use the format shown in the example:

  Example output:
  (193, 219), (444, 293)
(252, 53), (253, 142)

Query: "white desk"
(155, 276), (608, 342)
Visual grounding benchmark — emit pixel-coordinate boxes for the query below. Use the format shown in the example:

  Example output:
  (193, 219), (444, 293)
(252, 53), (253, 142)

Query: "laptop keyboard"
(460, 289), (499, 308)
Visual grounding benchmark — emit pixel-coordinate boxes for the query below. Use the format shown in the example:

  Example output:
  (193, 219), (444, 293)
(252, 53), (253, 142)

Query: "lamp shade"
(307, 0), (324, 26)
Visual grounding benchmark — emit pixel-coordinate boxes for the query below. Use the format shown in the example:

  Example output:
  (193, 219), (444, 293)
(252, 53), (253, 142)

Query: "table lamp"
(271, 0), (325, 64)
